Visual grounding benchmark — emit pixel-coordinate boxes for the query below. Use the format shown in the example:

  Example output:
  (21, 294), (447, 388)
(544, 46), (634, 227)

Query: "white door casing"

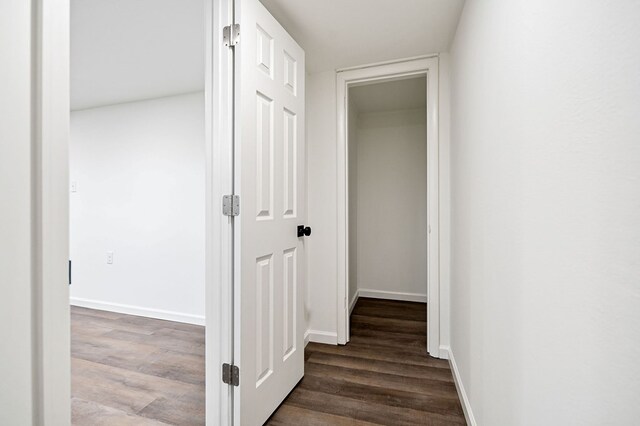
(37, 1), (229, 424)
(234, 1), (306, 424)
(336, 56), (442, 358)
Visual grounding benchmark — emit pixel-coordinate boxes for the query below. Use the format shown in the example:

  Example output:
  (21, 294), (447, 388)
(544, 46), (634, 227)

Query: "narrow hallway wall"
(449, 0), (640, 424)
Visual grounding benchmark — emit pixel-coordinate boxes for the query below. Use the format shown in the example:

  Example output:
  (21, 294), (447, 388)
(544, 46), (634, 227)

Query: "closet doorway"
(336, 57), (442, 357)
(347, 76), (428, 343)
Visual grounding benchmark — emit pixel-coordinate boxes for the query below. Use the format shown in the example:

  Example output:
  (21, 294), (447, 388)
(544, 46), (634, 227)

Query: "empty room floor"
(267, 298), (466, 425)
(70, 306), (205, 426)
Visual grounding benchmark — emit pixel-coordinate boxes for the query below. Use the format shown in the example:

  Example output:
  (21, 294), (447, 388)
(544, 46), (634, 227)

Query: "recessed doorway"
(336, 57), (442, 357)
(347, 76), (429, 319)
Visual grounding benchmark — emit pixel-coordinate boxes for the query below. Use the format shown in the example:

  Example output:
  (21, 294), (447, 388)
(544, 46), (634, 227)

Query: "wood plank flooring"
(71, 298), (465, 425)
(70, 306), (205, 425)
(267, 298), (466, 425)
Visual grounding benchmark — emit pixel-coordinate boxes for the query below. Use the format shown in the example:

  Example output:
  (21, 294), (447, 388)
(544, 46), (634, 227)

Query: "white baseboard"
(438, 345), (450, 360)
(357, 288), (427, 303)
(444, 346), (477, 426)
(305, 329), (338, 345)
(70, 297), (205, 326)
(304, 330), (310, 347)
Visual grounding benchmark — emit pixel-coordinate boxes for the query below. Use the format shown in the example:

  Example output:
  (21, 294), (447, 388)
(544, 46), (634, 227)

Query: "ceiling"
(261, 0), (465, 73)
(71, 0), (463, 110)
(71, 0), (204, 110)
(350, 77), (426, 113)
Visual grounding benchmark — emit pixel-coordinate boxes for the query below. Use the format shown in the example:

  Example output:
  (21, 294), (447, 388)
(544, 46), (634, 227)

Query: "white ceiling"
(71, 0), (204, 110)
(261, 0), (465, 73)
(71, 0), (463, 110)
(350, 77), (426, 113)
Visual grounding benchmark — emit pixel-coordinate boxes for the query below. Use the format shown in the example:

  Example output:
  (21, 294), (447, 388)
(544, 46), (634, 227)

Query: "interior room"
(68, 0), (206, 424)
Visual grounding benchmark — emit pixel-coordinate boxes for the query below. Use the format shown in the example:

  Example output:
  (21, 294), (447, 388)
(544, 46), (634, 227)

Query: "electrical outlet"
(71, 181), (78, 193)
(106, 251), (114, 264)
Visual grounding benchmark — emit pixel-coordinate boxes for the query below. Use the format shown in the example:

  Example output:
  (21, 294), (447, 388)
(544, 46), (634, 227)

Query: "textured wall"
(450, 0), (640, 423)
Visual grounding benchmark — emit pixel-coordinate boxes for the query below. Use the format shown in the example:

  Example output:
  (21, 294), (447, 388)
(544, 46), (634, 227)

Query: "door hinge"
(222, 363), (239, 386)
(223, 24), (240, 47)
(222, 195), (240, 216)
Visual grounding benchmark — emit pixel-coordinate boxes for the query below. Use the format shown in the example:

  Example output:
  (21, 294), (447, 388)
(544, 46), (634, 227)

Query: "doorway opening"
(336, 57), (442, 357)
(347, 76), (429, 342)
(69, 0), (206, 424)
(267, 67), (459, 423)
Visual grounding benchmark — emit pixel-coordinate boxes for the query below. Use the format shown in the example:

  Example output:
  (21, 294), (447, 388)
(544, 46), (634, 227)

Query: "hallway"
(267, 298), (466, 425)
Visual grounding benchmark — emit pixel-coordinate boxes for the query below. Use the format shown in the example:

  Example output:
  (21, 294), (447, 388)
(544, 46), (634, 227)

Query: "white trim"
(39, 0), (72, 424)
(357, 289), (427, 304)
(304, 330), (311, 347)
(206, 0), (233, 425)
(438, 345), (450, 360)
(336, 54), (439, 73)
(349, 290), (359, 315)
(41, 0), (229, 424)
(70, 298), (205, 326)
(444, 346), (477, 426)
(306, 330), (339, 345)
(336, 56), (441, 358)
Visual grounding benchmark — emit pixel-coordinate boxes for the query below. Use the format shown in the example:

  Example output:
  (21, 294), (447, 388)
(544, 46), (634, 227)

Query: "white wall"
(347, 97), (359, 308)
(70, 92), (205, 324)
(0, 2), (36, 423)
(354, 108), (427, 300)
(449, 0), (640, 424)
(439, 53), (452, 350)
(306, 71), (339, 340)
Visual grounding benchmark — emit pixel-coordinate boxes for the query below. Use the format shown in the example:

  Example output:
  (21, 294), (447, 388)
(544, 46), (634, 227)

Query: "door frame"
(34, 0), (72, 423)
(336, 55), (443, 357)
(206, 0), (234, 424)
(39, 0), (233, 424)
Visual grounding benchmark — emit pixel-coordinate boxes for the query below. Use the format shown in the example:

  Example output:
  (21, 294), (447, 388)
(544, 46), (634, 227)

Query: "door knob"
(297, 225), (312, 237)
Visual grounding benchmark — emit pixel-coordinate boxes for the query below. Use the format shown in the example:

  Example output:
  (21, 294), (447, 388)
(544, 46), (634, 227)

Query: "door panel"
(235, 0), (305, 424)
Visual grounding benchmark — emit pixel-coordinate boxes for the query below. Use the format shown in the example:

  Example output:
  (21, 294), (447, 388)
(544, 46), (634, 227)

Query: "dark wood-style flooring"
(70, 306), (205, 425)
(267, 298), (466, 425)
(71, 298), (465, 425)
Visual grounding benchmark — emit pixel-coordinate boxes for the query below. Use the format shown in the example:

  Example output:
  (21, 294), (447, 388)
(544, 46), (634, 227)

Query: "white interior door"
(234, 0), (306, 424)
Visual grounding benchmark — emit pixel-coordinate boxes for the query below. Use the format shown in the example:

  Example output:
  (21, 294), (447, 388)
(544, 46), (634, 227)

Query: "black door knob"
(297, 225), (312, 237)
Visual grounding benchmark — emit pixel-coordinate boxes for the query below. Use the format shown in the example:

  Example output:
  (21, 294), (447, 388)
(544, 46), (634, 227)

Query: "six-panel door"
(236, 0), (306, 424)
